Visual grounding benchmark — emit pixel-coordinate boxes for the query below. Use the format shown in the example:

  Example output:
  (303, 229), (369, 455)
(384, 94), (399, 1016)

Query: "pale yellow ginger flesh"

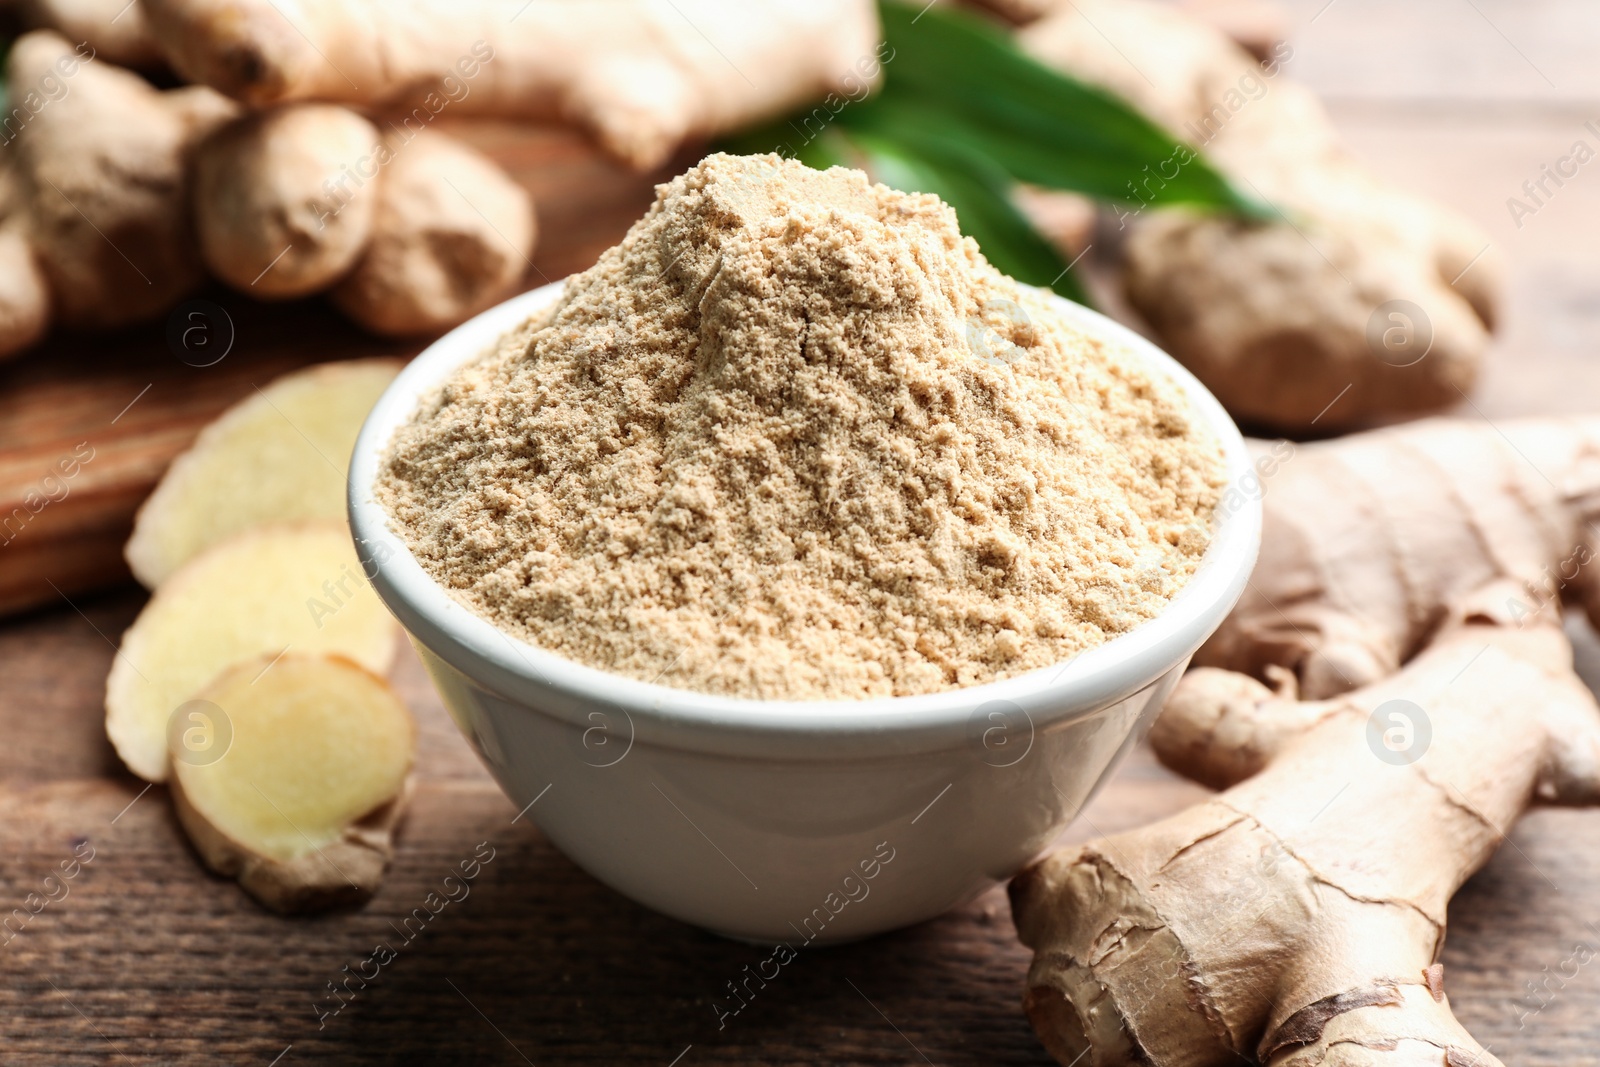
(106, 522), (398, 782)
(1200, 418), (1600, 699)
(140, 0), (881, 170)
(170, 653), (415, 914)
(125, 360), (401, 589)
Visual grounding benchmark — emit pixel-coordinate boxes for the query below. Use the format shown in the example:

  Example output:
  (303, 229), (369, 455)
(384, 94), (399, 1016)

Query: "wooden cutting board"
(0, 120), (676, 618)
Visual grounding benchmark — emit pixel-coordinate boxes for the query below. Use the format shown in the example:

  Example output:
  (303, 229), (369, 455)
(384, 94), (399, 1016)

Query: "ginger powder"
(378, 153), (1224, 700)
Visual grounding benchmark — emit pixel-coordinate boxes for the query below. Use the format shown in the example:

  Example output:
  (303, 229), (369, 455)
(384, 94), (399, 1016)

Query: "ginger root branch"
(1014, 623), (1597, 1066)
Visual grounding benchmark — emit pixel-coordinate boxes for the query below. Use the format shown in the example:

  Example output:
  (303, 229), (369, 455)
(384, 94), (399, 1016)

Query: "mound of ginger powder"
(378, 153), (1224, 700)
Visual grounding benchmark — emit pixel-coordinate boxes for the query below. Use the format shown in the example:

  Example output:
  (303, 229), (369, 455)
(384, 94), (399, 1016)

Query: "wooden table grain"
(5, 3), (1600, 1063)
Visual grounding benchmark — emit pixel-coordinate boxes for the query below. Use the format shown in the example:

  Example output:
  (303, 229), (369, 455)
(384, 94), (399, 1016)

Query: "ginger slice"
(106, 522), (398, 783)
(170, 653), (415, 914)
(125, 359), (400, 588)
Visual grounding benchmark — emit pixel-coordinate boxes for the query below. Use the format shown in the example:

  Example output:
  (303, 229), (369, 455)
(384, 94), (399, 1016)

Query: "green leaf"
(0, 38), (12, 117)
(713, 0), (1272, 306)
(868, 0), (1267, 215)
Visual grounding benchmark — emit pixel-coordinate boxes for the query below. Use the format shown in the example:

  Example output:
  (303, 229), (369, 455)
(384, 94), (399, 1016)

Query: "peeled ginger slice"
(170, 653), (415, 913)
(125, 359), (401, 588)
(106, 522), (397, 783)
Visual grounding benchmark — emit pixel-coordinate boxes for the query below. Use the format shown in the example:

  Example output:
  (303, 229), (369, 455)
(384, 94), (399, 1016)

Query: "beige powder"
(378, 153), (1224, 701)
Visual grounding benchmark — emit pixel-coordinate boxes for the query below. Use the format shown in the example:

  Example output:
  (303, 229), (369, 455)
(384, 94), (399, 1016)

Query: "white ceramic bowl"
(349, 281), (1260, 944)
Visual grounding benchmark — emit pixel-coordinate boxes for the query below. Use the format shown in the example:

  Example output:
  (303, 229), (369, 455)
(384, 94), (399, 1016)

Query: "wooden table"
(5, 2), (1600, 1062)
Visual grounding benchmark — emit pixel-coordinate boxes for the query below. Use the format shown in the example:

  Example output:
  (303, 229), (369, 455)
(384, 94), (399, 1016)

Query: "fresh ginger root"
(0, 168), (51, 359)
(968, 0), (1288, 64)
(125, 359), (402, 587)
(140, 0), (881, 170)
(7, 30), (237, 334)
(19, 0), (165, 67)
(330, 125), (537, 335)
(193, 103), (382, 297)
(1, 34), (534, 353)
(193, 105), (534, 319)
(170, 652), (415, 913)
(1018, 0), (1498, 432)
(1012, 616), (1599, 1067)
(1012, 416), (1600, 1064)
(1199, 418), (1600, 699)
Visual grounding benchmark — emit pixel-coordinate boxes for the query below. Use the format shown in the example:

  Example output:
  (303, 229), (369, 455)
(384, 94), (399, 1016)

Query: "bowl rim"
(348, 280), (1261, 759)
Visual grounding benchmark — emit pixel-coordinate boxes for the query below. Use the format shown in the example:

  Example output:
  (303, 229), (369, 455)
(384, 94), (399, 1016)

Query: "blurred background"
(2, 1), (1599, 1064)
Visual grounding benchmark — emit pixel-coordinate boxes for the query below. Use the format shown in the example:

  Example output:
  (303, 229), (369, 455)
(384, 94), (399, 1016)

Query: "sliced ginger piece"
(106, 522), (398, 783)
(125, 359), (401, 589)
(170, 653), (415, 914)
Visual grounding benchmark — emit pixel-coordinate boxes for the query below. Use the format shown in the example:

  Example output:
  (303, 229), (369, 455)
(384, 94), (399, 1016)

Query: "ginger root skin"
(331, 126), (535, 336)
(1012, 622), (1599, 1067)
(194, 103), (380, 298)
(1019, 0), (1498, 433)
(967, 0), (1288, 62)
(9, 30), (238, 329)
(2, 36), (533, 351)
(20, 0), (165, 67)
(1198, 418), (1600, 699)
(140, 0), (881, 170)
